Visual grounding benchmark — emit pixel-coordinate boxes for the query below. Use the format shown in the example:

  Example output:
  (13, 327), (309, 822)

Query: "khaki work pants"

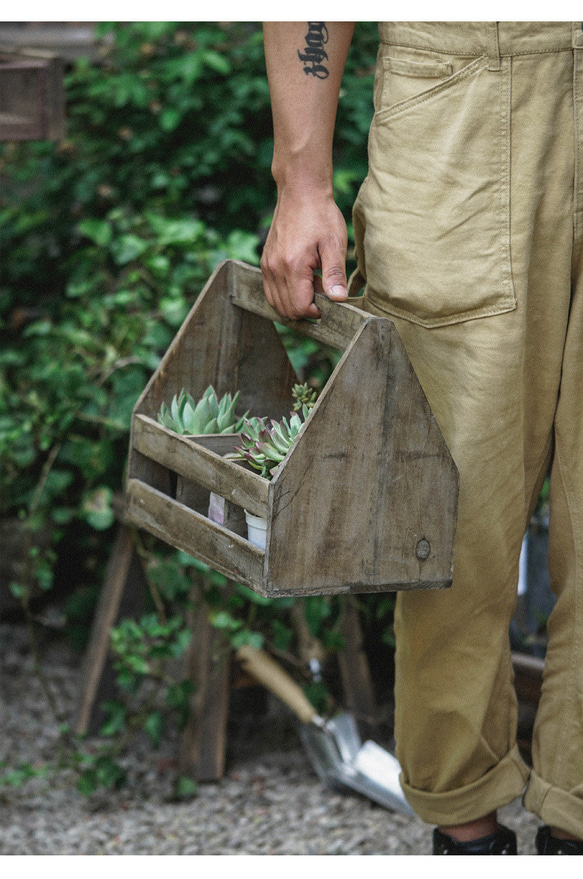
(352, 22), (583, 834)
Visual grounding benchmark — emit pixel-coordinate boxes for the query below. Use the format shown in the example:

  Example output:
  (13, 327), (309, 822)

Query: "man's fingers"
(262, 256), (321, 320)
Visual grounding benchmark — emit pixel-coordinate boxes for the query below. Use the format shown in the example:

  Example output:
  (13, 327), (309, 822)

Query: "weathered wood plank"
(179, 587), (231, 782)
(265, 318), (458, 595)
(132, 414), (269, 518)
(75, 525), (147, 734)
(134, 260), (244, 420)
(337, 601), (377, 733)
(229, 260), (369, 352)
(126, 478), (266, 591)
(0, 52), (65, 141)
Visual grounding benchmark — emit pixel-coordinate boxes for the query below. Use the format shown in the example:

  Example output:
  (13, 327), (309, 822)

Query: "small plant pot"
(245, 510), (267, 549)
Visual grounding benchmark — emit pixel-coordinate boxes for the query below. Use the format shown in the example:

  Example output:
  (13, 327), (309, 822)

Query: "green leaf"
(160, 108), (182, 132)
(210, 610), (241, 631)
(96, 757), (126, 790)
(9, 581), (27, 600)
(77, 769), (98, 796)
(230, 630), (264, 650)
(144, 711), (164, 748)
(111, 234), (148, 265)
(80, 486), (115, 531)
(173, 775), (198, 799)
(98, 700), (127, 737)
(78, 218), (113, 247)
(201, 50), (231, 76)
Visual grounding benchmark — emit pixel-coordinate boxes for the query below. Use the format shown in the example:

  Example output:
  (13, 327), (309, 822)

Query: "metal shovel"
(236, 644), (414, 816)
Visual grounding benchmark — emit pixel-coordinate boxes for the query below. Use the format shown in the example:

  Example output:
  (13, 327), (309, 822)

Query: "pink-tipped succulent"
(234, 383), (317, 479)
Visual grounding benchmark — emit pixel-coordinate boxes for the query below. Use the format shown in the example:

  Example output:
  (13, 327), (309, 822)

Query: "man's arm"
(261, 22), (355, 320)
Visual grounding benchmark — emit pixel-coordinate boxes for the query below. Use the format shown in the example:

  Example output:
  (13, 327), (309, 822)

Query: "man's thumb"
(323, 265), (348, 301)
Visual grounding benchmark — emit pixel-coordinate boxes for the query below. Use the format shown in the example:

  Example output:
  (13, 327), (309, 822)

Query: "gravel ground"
(0, 620), (541, 856)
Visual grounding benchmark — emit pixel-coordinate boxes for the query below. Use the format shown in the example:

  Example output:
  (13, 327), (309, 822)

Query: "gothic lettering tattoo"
(297, 22), (329, 79)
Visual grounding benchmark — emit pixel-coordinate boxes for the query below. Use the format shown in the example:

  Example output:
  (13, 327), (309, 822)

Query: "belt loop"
(573, 21), (583, 49)
(486, 22), (501, 71)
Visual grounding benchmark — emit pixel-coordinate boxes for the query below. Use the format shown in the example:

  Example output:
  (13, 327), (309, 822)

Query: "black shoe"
(536, 825), (583, 854)
(433, 824), (517, 854)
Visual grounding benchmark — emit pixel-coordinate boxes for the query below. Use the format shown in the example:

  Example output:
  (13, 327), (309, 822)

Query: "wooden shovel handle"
(236, 644), (318, 726)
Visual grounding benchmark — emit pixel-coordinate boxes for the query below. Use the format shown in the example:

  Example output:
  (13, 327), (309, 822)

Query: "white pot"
(245, 510), (267, 549)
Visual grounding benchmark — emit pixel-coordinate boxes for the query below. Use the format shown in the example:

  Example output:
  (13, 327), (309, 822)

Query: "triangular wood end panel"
(134, 261), (241, 421)
(131, 259), (296, 446)
(266, 319), (458, 595)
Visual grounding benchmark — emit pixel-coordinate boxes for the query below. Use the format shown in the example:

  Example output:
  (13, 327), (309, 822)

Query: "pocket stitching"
(385, 56), (453, 78)
(375, 55), (487, 125)
(364, 291), (517, 329)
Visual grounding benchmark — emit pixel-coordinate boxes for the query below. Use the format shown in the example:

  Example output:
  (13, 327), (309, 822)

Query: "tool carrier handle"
(228, 260), (369, 352)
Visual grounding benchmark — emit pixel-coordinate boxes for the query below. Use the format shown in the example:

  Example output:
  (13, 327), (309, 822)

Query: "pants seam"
(380, 40), (571, 58)
(547, 438), (582, 784)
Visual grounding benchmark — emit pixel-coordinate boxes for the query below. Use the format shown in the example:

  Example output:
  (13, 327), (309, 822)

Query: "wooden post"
(337, 600), (377, 734)
(75, 524), (147, 734)
(178, 587), (232, 782)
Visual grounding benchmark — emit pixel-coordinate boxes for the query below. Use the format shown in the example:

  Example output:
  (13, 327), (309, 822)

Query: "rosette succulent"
(158, 386), (248, 436)
(235, 413), (304, 479)
(234, 384), (318, 479)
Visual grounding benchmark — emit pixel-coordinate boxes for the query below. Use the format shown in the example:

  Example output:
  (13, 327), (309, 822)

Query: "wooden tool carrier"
(125, 260), (458, 598)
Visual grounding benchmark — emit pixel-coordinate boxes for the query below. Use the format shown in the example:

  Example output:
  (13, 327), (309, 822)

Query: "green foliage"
(0, 202), (258, 604)
(0, 21), (392, 797)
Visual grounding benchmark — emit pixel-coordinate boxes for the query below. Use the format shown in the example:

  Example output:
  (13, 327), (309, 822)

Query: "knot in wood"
(415, 539), (431, 560)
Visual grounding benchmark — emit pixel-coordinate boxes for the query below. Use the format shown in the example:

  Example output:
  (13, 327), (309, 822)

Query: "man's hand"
(261, 186), (348, 320)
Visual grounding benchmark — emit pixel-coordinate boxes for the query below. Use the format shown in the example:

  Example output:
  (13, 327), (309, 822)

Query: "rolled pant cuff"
(400, 744), (530, 825)
(523, 769), (583, 839)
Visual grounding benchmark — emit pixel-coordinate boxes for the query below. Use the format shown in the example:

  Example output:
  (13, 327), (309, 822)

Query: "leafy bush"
(0, 22), (394, 795)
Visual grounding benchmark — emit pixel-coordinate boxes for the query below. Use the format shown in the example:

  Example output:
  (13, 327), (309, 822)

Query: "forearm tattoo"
(297, 22), (329, 79)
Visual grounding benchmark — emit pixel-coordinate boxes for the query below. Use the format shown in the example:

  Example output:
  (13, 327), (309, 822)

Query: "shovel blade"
(325, 713), (361, 762)
(299, 717), (414, 816)
(351, 739), (415, 816)
(299, 723), (346, 789)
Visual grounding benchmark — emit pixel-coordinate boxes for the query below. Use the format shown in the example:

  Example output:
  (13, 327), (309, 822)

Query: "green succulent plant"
(291, 382), (318, 412)
(158, 386), (248, 436)
(234, 384), (319, 478)
(235, 408), (311, 479)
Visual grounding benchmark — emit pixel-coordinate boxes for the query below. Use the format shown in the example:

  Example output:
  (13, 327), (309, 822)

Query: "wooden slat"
(132, 414), (269, 518)
(229, 260), (369, 351)
(75, 525), (147, 734)
(126, 479), (265, 591)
